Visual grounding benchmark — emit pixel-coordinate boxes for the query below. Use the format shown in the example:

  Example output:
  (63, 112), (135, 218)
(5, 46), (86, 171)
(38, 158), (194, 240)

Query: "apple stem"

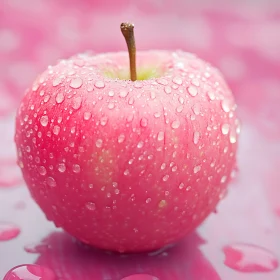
(121, 22), (137, 81)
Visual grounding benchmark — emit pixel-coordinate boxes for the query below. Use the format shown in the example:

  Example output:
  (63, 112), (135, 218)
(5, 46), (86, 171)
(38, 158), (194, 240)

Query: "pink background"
(0, 0), (280, 279)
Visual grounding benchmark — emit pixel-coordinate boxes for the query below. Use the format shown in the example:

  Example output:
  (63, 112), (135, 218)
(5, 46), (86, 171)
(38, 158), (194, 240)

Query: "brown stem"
(120, 22), (137, 81)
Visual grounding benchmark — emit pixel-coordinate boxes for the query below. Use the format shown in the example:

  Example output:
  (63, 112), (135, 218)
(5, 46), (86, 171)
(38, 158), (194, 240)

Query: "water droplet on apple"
(157, 131), (164, 141)
(96, 139), (103, 148)
(146, 198), (152, 203)
(119, 90), (128, 98)
(173, 76), (183, 85)
(57, 163), (66, 173)
(100, 116), (108, 126)
(46, 177), (56, 187)
(108, 90), (115, 97)
(221, 123), (230, 135)
(193, 165), (201, 173)
(188, 86), (198, 96)
(171, 120), (180, 129)
(124, 169), (130, 176)
(70, 77), (83, 89)
(128, 96), (135, 105)
(171, 165), (178, 172)
(137, 141), (144, 148)
(83, 112), (91, 120)
(221, 175), (227, 183)
(164, 86), (172, 94)
(53, 125), (60, 135)
(0, 222), (20, 241)
(108, 102), (115, 109)
(176, 105), (183, 113)
(94, 80), (105, 89)
(140, 118), (148, 127)
(134, 81), (143, 88)
(191, 78), (200, 86)
(87, 83), (94, 92)
(3, 264), (56, 280)
(223, 243), (279, 273)
(154, 112), (161, 118)
(52, 77), (63, 87)
(192, 104), (200, 115)
(43, 95), (50, 103)
(193, 131), (200, 144)
(85, 202), (96, 211)
(40, 115), (49, 127)
(156, 78), (168, 85)
(179, 182), (184, 189)
(118, 134), (125, 143)
(72, 164), (81, 173)
(72, 96), (82, 109)
(221, 99), (231, 112)
(230, 130), (237, 143)
(236, 119), (241, 134)
(38, 166), (47, 176)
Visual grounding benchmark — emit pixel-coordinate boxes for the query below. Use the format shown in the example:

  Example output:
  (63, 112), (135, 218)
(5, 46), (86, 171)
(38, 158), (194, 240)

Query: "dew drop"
(188, 86), (198, 97)
(223, 243), (279, 273)
(193, 131), (200, 144)
(207, 91), (215, 101)
(140, 118), (148, 127)
(70, 77), (83, 89)
(46, 177), (56, 187)
(154, 112), (161, 118)
(57, 163), (66, 173)
(118, 134), (125, 143)
(38, 166), (47, 176)
(87, 83), (94, 92)
(191, 78), (200, 86)
(146, 198), (152, 203)
(100, 116), (108, 126)
(85, 202), (96, 211)
(173, 76), (183, 85)
(221, 99), (231, 113)
(128, 97), (134, 105)
(221, 123), (230, 135)
(119, 90), (128, 98)
(72, 97), (82, 109)
(72, 164), (81, 173)
(40, 116), (49, 127)
(192, 104), (200, 115)
(171, 166), (178, 172)
(124, 169), (130, 176)
(171, 120), (180, 129)
(108, 102), (115, 109)
(3, 264), (56, 280)
(150, 91), (156, 99)
(137, 141), (144, 148)
(52, 77), (63, 87)
(160, 163), (166, 170)
(96, 139), (103, 148)
(194, 165), (201, 173)
(55, 92), (65, 104)
(108, 90), (114, 97)
(162, 175), (169, 181)
(157, 131), (165, 141)
(43, 95), (50, 103)
(53, 125), (60, 135)
(156, 78), (168, 85)
(95, 80), (105, 88)
(83, 112), (91, 120)
(230, 130), (237, 144)
(0, 222), (20, 241)
(179, 182), (184, 189)
(221, 175), (227, 183)
(164, 86), (172, 94)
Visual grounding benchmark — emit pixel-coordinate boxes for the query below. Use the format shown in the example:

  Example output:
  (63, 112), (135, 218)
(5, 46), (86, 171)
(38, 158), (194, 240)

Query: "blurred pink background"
(0, 0), (280, 279)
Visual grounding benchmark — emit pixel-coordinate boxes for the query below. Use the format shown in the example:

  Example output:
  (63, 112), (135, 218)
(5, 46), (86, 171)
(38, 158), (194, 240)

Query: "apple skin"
(15, 50), (239, 252)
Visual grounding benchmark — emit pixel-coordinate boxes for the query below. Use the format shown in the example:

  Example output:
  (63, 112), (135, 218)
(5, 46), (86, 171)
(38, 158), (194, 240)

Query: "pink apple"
(15, 48), (239, 252)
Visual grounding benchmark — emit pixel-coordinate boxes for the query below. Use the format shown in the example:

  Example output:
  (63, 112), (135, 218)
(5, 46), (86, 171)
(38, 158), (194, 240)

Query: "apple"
(15, 23), (239, 253)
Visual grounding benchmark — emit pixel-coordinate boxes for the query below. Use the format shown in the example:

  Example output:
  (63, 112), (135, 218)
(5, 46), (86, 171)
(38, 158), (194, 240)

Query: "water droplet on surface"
(164, 86), (172, 94)
(100, 116), (108, 126)
(38, 166), (47, 176)
(72, 97), (82, 109)
(158, 200), (167, 208)
(146, 198), (152, 203)
(72, 164), (81, 173)
(108, 102), (115, 109)
(191, 78), (200, 86)
(150, 91), (156, 99)
(0, 223), (20, 241)
(53, 125), (60, 135)
(221, 123), (230, 135)
(46, 177), (56, 187)
(176, 105), (183, 113)
(140, 118), (148, 127)
(117, 134), (125, 143)
(193, 165), (201, 173)
(121, 274), (159, 280)
(171, 120), (180, 129)
(221, 99), (231, 112)
(193, 131), (200, 144)
(207, 91), (215, 101)
(160, 163), (166, 170)
(95, 80), (105, 88)
(57, 163), (66, 173)
(173, 76), (183, 85)
(156, 78), (168, 85)
(119, 90), (128, 98)
(137, 141), (144, 148)
(96, 139), (103, 148)
(188, 86), (198, 96)
(223, 243), (279, 273)
(192, 104), (200, 115)
(230, 130), (237, 144)
(43, 95), (50, 103)
(157, 131), (164, 141)
(179, 182), (184, 189)
(3, 264), (56, 280)
(52, 77), (63, 87)
(162, 175), (169, 181)
(40, 116), (49, 127)
(85, 202), (96, 211)
(154, 112), (161, 118)
(83, 112), (91, 120)
(124, 169), (130, 176)
(221, 175), (227, 183)
(70, 77), (83, 89)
